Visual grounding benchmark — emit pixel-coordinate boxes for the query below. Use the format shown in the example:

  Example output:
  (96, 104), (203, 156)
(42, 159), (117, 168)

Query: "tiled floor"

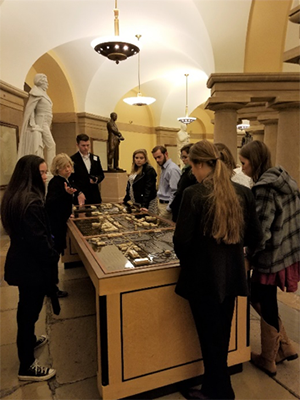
(1, 234), (299, 400)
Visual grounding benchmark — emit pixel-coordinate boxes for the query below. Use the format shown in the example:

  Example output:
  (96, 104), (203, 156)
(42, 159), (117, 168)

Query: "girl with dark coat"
(1, 155), (59, 381)
(174, 140), (262, 400)
(123, 149), (157, 213)
(240, 140), (299, 376)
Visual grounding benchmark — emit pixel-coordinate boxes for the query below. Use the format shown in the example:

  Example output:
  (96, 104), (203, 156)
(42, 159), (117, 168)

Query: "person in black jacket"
(1, 155), (59, 382)
(70, 134), (105, 205)
(123, 149), (157, 213)
(46, 153), (77, 298)
(174, 141), (262, 400)
(170, 143), (197, 222)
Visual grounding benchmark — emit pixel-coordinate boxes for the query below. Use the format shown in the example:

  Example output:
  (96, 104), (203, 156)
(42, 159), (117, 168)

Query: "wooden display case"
(63, 203), (250, 400)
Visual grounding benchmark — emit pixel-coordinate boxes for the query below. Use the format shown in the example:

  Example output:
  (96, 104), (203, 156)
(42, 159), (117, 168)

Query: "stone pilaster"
(257, 112), (279, 166)
(270, 102), (300, 185)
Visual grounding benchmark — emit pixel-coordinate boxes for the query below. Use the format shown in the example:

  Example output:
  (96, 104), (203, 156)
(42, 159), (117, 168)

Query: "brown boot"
(251, 317), (281, 376)
(276, 317), (298, 364)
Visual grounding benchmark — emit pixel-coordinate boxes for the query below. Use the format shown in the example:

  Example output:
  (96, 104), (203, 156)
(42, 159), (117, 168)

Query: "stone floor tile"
(1, 309), (18, 345)
(58, 263), (89, 282)
(0, 343), (20, 392)
(1, 381), (54, 400)
(49, 315), (97, 384)
(0, 285), (18, 311)
(49, 277), (95, 321)
(149, 391), (186, 399)
(55, 376), (100, 400)
(0, 236), (10, 256)
(0, 301), (48, 345)
(278, 290), (300, 311)
(276, 345), (300, 398)
(232, 362), (296, 399)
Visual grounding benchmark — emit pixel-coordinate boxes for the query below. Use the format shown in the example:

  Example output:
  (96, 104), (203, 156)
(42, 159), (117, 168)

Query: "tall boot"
(251, 317), (281, 376)
(276, 317), (298, 364)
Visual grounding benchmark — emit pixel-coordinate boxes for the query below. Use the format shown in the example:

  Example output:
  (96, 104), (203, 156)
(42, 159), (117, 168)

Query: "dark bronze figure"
(107, 112), (124, 171)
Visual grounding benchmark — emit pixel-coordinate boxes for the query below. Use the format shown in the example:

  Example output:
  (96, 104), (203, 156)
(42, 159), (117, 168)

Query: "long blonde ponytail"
(189, 140), (244, 244)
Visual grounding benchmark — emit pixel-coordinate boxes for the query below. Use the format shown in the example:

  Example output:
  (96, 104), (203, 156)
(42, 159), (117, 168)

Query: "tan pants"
(157, 201), (172, 220)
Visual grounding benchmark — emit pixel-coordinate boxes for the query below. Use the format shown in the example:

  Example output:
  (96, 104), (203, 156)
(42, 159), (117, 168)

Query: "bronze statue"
(107, 112), (124, 171)
(241, 131), (253, 147)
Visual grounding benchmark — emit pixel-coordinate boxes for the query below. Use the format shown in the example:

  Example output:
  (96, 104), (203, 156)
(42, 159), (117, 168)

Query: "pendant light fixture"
(237, 119), (250, 131)
(177, 73), (196, 124)
(123, 35), (156, 106)
(91, 0), (140, 64)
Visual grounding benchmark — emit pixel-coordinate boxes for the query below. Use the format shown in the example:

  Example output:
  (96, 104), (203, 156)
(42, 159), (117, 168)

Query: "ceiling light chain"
(136, 34), (142, 94)
(114, 0), (119, 36)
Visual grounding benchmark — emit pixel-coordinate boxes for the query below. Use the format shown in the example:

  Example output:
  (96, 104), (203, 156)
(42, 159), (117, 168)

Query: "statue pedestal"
(101, 171), (128, 203)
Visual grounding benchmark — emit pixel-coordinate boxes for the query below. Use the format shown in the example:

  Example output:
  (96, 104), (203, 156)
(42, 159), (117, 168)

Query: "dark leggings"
(17, 285), (45, 372)
(188, 295), (236, 400)
(251, 282), (279, 331)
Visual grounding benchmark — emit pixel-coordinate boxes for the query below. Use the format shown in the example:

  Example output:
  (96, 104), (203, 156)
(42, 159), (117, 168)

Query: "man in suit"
(70, 134), (105, 205)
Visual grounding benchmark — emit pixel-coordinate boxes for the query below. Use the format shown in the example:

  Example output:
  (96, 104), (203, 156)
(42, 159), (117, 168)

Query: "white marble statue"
(18, 73), (56, 167)
(177, 123), (190, 168)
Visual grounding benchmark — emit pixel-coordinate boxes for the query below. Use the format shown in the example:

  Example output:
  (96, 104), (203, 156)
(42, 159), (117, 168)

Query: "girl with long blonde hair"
(174, 140), (262, 400)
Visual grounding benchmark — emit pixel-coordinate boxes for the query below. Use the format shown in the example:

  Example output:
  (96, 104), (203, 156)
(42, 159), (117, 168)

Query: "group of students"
(173, 140), (299, 399)
(1, 138), (299, 400)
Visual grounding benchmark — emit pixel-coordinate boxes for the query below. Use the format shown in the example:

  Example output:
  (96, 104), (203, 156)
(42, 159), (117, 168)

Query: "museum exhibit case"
(63, 203), (250, 400)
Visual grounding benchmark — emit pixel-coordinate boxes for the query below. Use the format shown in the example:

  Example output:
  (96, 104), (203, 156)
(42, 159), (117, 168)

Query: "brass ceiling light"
(177, 73), (196, 124)
(91, 0), (140, 64)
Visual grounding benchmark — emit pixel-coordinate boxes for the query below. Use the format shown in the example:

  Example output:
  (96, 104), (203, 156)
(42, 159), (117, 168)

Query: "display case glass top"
(70, 203), (178, 274)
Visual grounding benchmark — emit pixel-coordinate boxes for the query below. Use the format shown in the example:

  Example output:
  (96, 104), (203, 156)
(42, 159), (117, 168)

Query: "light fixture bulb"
(123, 92), (156, 106)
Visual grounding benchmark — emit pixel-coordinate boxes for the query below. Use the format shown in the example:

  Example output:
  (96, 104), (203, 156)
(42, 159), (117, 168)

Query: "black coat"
(170, 165), (197, 222)
(4, 199), (59, 289)
(123, 163), (157, 208)
(46, 175), (73, 253)
(173, 182), (263, 303)
(70, 152), (105, 205)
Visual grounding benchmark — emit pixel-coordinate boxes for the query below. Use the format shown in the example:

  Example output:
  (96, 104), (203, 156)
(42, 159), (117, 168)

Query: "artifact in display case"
(73, 202), (124, 217)
(72, 201), (142, 217)
(86, 230), (177, 273)
(73, 212), (173, 237)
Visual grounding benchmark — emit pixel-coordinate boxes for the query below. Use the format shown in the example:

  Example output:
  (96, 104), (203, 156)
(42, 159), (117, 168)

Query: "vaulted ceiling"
(1, 0), (299, 128)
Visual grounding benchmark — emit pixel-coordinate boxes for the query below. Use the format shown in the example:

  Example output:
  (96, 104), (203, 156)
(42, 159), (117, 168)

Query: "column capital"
(257, 111), (279, 125)
(267, 98), (300, 111)
(204, 97), (250, 112)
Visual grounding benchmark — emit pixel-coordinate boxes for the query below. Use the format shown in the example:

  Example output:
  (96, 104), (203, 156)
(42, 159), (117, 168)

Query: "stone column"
(205, 103), (245, 162)
(273, 102), (300, 186)
(257, 113), (279, 166)
(250, 129), (264, 142)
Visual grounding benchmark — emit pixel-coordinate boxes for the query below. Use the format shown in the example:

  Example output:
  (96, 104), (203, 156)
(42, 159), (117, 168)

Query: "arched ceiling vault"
(1, 0), (299, 128)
